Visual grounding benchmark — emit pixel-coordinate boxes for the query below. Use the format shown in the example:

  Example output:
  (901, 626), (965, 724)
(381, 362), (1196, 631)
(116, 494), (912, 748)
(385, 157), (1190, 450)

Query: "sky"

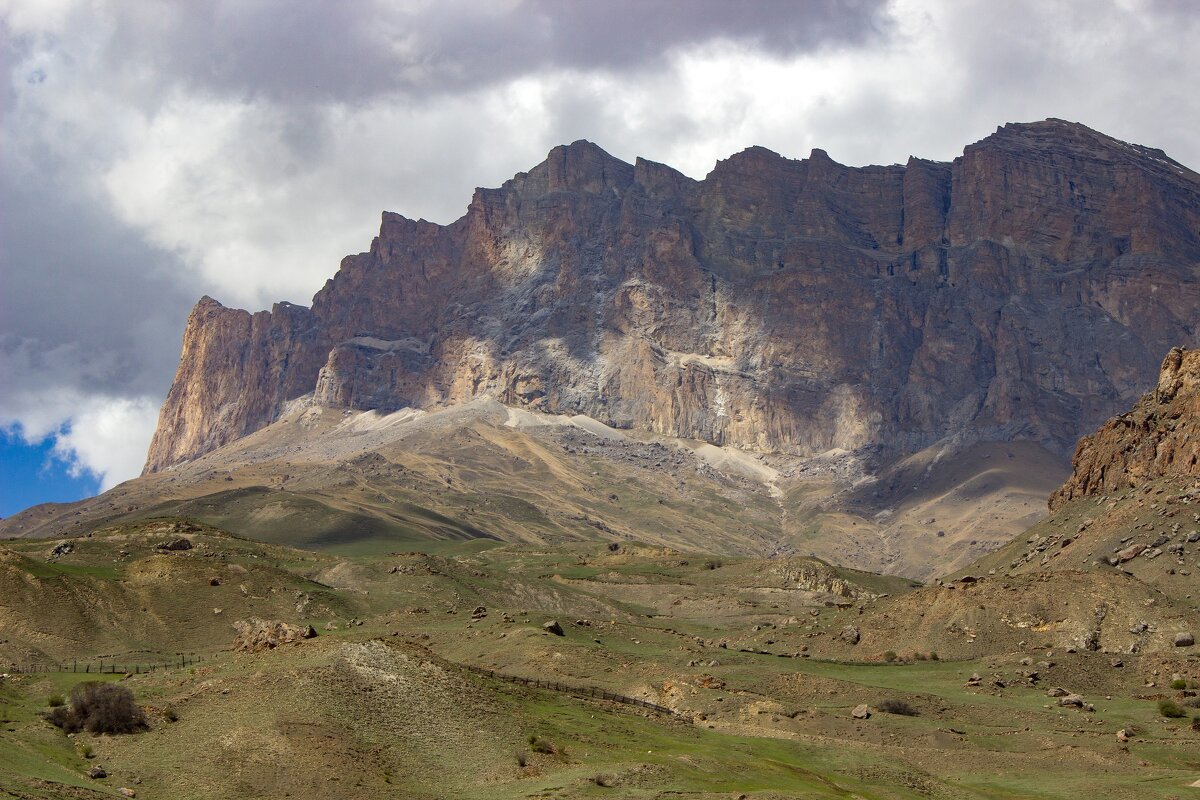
(1, 0), (1199, 517)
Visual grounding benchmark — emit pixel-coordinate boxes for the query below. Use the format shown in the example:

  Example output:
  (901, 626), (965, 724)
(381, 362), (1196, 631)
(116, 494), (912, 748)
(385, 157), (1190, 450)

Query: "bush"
(526, 734), (566, 759)
(703, 560), (722, 570)
(877, 699), (919, 716)
(882, 651), (898, 663)
(1192, 716), (1200, 733)
(514, 749), (530, 768)
(1158, 699), (1186, 719)
(527, 734), (559, 755)
(46, 682), (147, 735)
(591, 774), (615, 787)
(47, 694), (65, 708)
(929, 652), (939, 661)
(164, 705), (179, 723)
(1170, 679), (1188, 690)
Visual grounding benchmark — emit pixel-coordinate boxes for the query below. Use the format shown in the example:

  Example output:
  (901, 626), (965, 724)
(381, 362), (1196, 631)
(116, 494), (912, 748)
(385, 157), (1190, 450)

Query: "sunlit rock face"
(144, 120), (1200, 473)
(1051, 346), (1200, 509)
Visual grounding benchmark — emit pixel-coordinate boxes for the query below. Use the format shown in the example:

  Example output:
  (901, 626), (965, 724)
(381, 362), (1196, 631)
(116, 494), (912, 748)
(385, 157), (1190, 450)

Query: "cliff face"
(1049, 347), (1200, 508)
(145, 119), (1200, 473)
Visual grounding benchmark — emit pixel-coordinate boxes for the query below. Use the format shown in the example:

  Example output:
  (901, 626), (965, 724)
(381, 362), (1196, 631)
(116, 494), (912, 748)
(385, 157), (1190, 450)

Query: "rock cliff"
(145, 119), (1200, 473)
(1049, 346), (1200, 508)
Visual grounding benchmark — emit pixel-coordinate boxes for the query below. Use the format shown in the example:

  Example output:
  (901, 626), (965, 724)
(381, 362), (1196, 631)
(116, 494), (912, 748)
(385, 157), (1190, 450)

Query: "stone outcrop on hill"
(1050, 347), (1200, 508)
(145, 120), (1200, 473)
(232, 618), (318, 652)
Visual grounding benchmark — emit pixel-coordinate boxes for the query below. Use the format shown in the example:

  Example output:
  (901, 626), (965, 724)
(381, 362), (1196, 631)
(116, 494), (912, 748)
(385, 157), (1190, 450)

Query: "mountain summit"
(144, 120), (1200, 474)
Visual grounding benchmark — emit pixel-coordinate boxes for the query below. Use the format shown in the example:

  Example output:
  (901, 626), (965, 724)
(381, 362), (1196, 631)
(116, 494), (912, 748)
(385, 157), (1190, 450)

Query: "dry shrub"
(1158, 699), (1186, 719)
(877, 699), (919, 716)
(46, 682), (147, 734)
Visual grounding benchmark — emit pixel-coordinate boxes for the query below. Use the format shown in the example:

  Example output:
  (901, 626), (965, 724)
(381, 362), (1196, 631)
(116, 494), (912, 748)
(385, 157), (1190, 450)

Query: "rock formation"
(145, 120), (1200, 473)
(1050, 347), (1200, 507)
(232, 618), (318, 652)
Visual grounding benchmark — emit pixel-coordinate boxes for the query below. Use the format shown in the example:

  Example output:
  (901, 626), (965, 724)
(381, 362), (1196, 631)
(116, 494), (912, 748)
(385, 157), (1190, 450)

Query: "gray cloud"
(88, 1), (889, 105)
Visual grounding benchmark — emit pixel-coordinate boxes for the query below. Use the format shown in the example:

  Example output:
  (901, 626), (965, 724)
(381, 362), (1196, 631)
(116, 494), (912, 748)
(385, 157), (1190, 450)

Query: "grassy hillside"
(0, 517), (1197, 798)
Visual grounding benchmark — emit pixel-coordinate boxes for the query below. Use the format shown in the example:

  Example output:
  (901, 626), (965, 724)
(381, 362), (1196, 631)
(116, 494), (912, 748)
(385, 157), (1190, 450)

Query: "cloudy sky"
(2, 0), (1198, 514)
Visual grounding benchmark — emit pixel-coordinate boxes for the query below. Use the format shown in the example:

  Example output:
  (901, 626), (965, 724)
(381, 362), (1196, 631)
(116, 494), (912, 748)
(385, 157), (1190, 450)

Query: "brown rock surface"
(232, 618), (318, 652)
(145, 120), (1200, 473)
(1050, 347), (1200, 508)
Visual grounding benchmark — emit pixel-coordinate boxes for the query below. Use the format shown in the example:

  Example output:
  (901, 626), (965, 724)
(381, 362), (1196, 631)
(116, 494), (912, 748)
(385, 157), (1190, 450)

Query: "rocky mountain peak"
(144, 121), (1200, 475)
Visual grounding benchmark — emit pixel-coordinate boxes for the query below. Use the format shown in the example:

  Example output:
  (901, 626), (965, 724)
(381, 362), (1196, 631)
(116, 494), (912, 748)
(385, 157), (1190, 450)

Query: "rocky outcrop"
(1050, 347), (1200, 508)
(232, 618), (318, 652)
(145, 120), (1200, 473)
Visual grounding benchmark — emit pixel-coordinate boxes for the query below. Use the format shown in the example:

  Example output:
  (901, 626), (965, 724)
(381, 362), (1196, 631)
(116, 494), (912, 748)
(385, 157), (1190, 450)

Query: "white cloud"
(0, 341), (160, 490)
(50, 396), (160, 491)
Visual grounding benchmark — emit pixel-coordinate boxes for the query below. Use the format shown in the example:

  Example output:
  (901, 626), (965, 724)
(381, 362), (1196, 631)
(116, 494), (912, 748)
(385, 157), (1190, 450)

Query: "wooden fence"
(7, 654), (203, 676)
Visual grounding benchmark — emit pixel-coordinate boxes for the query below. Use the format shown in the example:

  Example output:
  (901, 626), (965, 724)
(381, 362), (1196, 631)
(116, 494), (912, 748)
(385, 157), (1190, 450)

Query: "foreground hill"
(147, 119), (1200, 478)
(0, 516), (1197, 799)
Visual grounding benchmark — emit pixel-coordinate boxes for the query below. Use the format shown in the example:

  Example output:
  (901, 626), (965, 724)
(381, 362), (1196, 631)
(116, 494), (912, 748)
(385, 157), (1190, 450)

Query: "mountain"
(144, 119), (1200, 478)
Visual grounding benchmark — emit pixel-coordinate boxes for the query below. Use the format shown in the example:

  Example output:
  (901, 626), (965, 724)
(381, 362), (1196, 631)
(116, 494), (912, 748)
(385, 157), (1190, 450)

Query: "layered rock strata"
(145, 120), (1200, 473)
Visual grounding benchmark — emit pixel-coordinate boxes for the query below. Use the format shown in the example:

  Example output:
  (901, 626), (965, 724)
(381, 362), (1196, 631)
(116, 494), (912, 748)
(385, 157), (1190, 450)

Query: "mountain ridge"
(144, 119), (1200, 474)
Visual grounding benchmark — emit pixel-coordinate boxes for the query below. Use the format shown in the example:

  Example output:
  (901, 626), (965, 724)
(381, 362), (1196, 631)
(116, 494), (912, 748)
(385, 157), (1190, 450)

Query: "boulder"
(841, 626), (861, 645)
(543, 620), (565, 636)
(1116, 543), (1145, 563)
(232, 618), (318, 652)
(156, 537), (193, 551)
(48, 541), (74, 559)
(1175, 632), (1195, 647)
(1059, 694), (1085, 708)
(851, 704), (871, 719)
(88, 766), (107, 779)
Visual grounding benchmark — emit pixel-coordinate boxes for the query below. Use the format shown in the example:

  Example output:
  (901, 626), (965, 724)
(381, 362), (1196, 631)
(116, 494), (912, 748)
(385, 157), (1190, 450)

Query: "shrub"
(877, 699), (919, 716)
(882, 651), (898, 663)
(46, 682), (147, 735)
(526, 734), (566, 759)
(80, 743), (93, 759)
(1192, 716), (1200, 733)
(929, 652), (939, 661)
(591, 774), (615, 787)
(1170, 679), (1188, 690)
(515, 749), (530, 768)
(47, 694), (65, 708)
(527, 734), (558, 755)
(164, 705), (179, 723)
(703, 560), (722, 570)
(913, 652), (928, 661)
(1158, 699), (1186, 719)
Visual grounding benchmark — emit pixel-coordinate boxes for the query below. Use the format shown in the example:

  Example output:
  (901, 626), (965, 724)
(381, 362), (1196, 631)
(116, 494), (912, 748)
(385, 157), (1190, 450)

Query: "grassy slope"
(2, 520), (1197, 798)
